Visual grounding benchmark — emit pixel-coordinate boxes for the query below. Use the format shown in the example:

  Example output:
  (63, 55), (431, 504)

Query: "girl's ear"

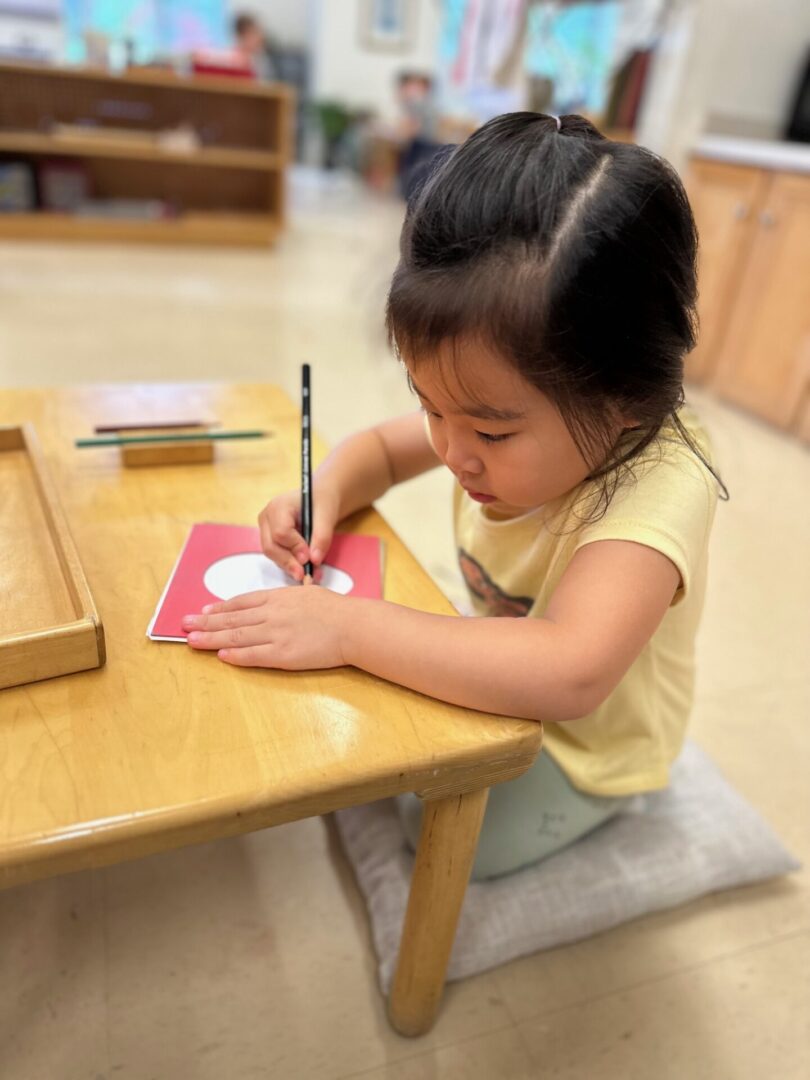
(608, 402), (640, 431)
(616, 405), (641, 430)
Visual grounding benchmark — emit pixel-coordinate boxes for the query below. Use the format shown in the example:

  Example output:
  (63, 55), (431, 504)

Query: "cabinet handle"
(732, 202), (749, 221)
(759, 209), (777, 228)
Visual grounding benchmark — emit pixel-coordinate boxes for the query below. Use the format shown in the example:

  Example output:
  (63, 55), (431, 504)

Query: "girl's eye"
(477, 431), (512, 444)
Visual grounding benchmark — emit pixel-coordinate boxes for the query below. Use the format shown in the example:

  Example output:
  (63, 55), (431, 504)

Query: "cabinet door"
(685, 161), (769, 383)
(712, 173), (810, 429)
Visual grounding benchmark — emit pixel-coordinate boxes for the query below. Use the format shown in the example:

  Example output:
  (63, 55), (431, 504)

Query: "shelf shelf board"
(0, 211), (280, 247)
(0, 59), (294, 101)
(0, 131), (282, 171)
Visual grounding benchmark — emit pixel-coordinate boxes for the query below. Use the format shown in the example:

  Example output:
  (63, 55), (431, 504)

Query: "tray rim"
(0, 422), (106, 680)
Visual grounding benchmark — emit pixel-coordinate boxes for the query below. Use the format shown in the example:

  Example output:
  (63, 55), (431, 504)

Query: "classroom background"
(0, 2), (808, 1078)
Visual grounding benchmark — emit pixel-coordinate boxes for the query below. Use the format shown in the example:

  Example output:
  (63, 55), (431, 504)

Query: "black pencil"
(301, 364), (313, 579)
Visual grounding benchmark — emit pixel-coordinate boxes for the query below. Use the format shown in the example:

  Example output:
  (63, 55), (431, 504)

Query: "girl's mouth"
(465, 488), (496, 504)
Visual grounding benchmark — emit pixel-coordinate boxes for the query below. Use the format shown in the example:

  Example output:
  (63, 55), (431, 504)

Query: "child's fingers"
(309, 515), (336, 567)
(276, 516), (326, 569)
(258, 489), (337, 570)
(183, 606), (266, 633)
(200, 590), (271, 614)
(259, 504), (290, 549)
(264, 507), (298, 548)
(269, 515), (308, 559)
(257, 520), (300, 579)
(258, 503), (308, 577)
(260, 533), (303, 580)
(265, 540), (305, 581)
(258, 515), (276, 561)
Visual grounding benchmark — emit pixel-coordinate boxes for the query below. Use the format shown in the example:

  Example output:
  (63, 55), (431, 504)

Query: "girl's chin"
(481, 497), (538, 520)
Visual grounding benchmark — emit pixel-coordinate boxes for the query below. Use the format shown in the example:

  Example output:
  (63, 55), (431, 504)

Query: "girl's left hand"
(182, 584), (351, 670)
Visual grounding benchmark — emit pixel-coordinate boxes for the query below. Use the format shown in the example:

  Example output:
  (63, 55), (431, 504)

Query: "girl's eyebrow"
(410, 379), (526, 422)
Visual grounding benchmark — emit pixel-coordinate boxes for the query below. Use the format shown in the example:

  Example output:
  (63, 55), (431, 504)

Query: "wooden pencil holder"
(121, 441), (215, 467)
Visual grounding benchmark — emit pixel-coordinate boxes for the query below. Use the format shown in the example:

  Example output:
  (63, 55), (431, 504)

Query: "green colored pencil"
(75, 429), (270, 448)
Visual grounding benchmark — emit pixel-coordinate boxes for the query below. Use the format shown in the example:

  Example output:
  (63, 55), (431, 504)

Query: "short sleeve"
(573, 441), (718, 604)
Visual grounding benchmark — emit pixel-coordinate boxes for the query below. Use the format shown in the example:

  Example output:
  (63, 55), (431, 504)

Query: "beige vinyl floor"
(0, 171), (808, 1079)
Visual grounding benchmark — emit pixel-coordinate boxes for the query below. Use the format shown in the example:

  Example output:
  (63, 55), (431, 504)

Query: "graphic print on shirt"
(458, 548), (533, 618)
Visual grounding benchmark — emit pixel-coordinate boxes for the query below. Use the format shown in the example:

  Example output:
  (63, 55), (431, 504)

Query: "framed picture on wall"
(358, 0), (416, 53)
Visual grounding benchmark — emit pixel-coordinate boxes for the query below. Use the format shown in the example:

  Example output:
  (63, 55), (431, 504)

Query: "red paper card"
(148, 523), (383, 641)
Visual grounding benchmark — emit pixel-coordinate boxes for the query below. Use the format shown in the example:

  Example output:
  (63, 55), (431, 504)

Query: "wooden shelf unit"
(0, 61), (293, 247)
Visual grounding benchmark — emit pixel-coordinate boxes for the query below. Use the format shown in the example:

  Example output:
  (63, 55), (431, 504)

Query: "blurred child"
(395, 71), (443, 198)
(232, 11), (277, 80)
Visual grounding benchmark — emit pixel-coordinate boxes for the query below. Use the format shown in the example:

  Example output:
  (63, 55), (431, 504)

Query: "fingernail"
(187, 632), (200, 643)
(311, 548), (322, 564)
(202, 604), (214, 614)
(297, 550), (308, 563)
(182, 615), (198, 627)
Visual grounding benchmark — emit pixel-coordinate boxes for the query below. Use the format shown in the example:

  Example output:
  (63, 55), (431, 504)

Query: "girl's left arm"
(184, 540), (679, 723)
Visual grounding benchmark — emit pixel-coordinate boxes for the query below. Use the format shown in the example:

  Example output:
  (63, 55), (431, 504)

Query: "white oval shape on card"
(203, 552), (354, 600)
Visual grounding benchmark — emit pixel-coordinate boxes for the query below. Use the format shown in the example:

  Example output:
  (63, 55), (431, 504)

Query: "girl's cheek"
(430, 427), (448, 461)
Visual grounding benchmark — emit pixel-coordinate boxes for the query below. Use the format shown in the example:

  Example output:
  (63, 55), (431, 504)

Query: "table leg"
(388, 786), (489, 1037)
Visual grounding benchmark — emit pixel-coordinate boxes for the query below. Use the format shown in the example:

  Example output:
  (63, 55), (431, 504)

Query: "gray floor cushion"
(334, 741), (799, 990)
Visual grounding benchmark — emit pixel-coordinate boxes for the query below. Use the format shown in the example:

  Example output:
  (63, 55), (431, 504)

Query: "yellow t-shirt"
(453, 412), (718, 797)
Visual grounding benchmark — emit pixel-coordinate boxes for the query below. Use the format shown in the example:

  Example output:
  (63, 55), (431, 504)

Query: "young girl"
(183, 113), (723, 879)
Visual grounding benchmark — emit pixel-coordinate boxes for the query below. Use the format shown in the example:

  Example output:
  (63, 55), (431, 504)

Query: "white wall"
(309, 0), (440, 119)
(0, 9), (61, 61)
(637, 0), (810, 169)
(701, 0), (808, 134)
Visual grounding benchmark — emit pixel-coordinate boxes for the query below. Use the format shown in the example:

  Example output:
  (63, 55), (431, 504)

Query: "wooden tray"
(0, 424), (105, 690)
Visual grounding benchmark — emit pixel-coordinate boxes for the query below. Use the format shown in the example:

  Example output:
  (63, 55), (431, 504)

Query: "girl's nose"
(444, 438), (483, 476)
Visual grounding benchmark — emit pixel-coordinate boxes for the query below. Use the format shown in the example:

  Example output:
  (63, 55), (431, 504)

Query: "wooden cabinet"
(686, 158), (810, 436)
(685, 161), (769, 383)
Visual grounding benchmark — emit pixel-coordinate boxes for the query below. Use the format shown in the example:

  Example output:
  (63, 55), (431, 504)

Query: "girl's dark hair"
(386, 112), (727, 515)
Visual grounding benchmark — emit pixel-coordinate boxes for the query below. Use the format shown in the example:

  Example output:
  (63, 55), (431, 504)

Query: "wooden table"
(0, 383), (542, 1036)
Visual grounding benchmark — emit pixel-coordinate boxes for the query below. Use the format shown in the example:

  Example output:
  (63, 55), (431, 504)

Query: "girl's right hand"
(258, 486), (340, 582)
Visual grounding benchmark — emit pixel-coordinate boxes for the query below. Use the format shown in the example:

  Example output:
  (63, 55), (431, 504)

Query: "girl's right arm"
(259, 411), (438, 579)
